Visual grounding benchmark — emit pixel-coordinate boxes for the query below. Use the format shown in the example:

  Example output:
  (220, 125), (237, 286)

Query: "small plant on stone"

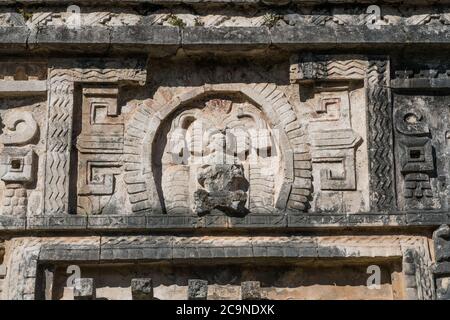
(167, 14), (186, 28)
(262, 12), (282, 28)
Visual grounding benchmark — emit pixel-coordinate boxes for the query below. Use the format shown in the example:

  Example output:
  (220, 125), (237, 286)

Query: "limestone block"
(0, 265), (6, 279)
(434, 225), (450, 263)
(73, 278), (95, 300)
(188, 279), (208, 300)
(131, 278), (153, 300)
(436, 277), (450, 300)
(241, 281), (261, 300)
(0, 148), (35, 183)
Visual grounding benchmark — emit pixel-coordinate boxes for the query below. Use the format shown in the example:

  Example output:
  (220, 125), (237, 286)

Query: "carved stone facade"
(0, 0), (449, 300)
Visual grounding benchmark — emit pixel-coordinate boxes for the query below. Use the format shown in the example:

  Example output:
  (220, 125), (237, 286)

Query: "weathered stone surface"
(436, 277), (450, 300)
(131, 278), (153, 300)
(241, 281), (261, 300)
(0, 235), (437, 299)
(434, 225), (450, 264)
(73, 278), (95, 300)
(0, 241), (5, 288)
(0, 1), (448, 301)
(433, 225), (450, 300)
(194, 164), (248, 215)
(188, 279), (208, 300)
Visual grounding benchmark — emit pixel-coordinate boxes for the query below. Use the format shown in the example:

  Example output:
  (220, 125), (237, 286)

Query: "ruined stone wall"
(0, 0), (449, 300)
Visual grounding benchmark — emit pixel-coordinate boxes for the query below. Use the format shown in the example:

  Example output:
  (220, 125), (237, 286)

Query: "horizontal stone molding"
(0, 211), (450, 231)
(1, 26), (450, 53)
(4, 234), (434, 299)
(0, 0), (448, 5)
(0, 80), (47, 96)
(392, 70), (450, 90)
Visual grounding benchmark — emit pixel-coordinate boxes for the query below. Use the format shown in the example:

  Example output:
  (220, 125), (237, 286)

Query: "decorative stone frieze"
(0, 0), (448, 300)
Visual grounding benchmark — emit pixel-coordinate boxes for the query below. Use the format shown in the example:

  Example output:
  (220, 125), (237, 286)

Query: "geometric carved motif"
(311, 130), (361, 190)
(0, 111), (39, 216)
(394, 104), (437, 210)
(310, 91), (362, 191)
(290, 55), (367, 83)
(291, 55), (393, 212)
(3, 1), (450, 302)
(76, 86), (123, 215)
(393, 70), (450, 212)
(433, 225), (450, 300)
(24, 56), (429, 219)
(366, 60), (396, 211)
(30, 55), (400, 219)
(44, 59), (146, 215)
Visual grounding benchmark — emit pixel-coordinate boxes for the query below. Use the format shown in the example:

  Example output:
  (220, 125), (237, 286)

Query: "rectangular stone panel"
(393, 93), (450, 212)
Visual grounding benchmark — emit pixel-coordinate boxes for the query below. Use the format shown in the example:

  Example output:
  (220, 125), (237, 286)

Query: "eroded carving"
(311, 130), (361, 190)
(0, 111), (38, 216)
(290, 55), (389, 213)
(0, 61), (47, 81)
(124, 83), (311, 216)
(394, 102), (438, 210)
(1, 0), (450, 302)
(290, 55), (367, 83)
(194, 164), (249, 216)
(76, 86), (123, 215)
(44, 59), (146, 215)
(304, 85), (367, 212)
(161, 98), (276, 216)
(3, 6), (450, 29)
(433, 225), (450, 300)
(188, 279), (208, 300)
(73, 278), (95, 300)
(131, 278), (154, 300)
(0, 111), (38, 145)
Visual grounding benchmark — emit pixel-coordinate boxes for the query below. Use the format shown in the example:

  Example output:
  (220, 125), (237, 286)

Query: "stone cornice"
(0, 0), (450, 5)
(0, 25), (449, 54)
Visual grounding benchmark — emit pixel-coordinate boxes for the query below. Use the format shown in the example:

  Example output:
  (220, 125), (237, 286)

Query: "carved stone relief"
(1, 235), (435, 300)
(123, 83), (313, 217)
(5, 57), (448, 223)
(3, 6), (450, 28)
(393, 94), (447, 211)
(160, 98), (278, 216)
(0, 93), (46, 218)
(0, 61), (48, 219)
(0, 0), (450, 302)
(291, 56), (373, 213)
(35, 57), (391, 219)
(75, 86), (124, 215)
(44, 59), (146, 216)
(433, 225), (450, 300)
(307, 89), (366, 213)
